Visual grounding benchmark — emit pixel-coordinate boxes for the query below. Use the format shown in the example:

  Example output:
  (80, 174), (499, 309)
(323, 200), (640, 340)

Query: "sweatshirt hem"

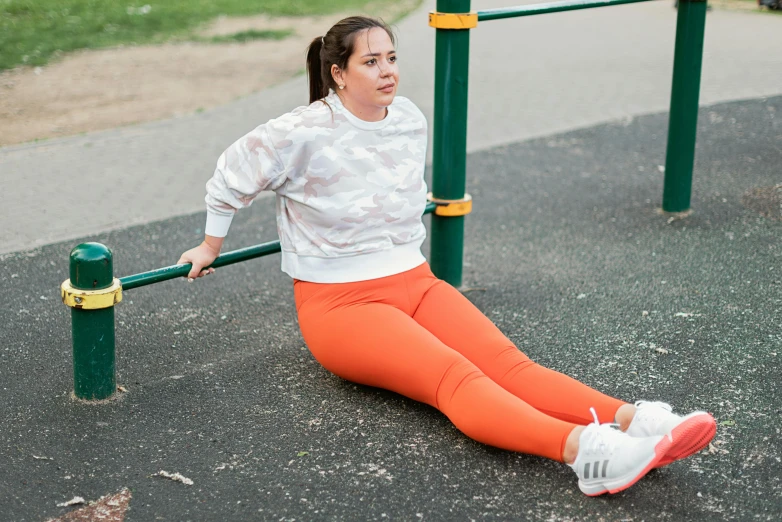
(281, 240), (426, 283)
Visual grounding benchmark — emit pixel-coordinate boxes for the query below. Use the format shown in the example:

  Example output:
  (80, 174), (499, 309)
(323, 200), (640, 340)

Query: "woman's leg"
(295, 281), (577, 462)
(409, 272), (626, 425)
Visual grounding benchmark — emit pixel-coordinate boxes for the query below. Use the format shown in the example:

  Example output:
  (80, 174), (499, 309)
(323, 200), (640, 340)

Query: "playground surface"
(1, 94), (781, 521)
(0, 0), (781, 520)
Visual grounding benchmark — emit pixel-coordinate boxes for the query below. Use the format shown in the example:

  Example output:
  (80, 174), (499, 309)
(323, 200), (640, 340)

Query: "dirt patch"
(0, 1), (419, 147)
(47, 488), (131, 522)
(710, 0), (781, 12)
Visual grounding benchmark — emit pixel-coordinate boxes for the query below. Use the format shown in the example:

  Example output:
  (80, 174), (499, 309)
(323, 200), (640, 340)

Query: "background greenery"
(0, 0), (381, 71)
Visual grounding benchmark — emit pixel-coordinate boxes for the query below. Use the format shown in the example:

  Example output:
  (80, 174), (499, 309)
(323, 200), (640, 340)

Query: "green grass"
(0, 0), (377, 71)
(207, 28), (293, 44)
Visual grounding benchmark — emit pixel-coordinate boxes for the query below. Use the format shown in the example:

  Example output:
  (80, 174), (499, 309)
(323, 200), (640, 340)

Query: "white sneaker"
(626, 401), (716, 467)
(569, 408), (671, 496)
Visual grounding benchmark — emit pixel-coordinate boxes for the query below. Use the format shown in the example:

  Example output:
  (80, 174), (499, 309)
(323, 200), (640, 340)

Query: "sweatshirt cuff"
(204, 212), (234, 238)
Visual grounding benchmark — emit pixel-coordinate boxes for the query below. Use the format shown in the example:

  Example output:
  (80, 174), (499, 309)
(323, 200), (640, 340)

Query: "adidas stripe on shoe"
(569, 408), (671, 496)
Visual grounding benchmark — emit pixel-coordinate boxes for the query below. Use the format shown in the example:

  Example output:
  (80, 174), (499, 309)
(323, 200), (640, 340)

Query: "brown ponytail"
(306, 36), (327, 104)
(305, 16), (396, 104)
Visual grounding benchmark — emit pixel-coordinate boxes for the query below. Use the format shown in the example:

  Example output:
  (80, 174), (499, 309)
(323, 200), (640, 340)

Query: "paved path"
(1, 0), (781, 254)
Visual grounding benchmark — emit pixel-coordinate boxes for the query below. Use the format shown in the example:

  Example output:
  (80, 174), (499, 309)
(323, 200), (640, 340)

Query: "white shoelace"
(583, 407), (622, 456)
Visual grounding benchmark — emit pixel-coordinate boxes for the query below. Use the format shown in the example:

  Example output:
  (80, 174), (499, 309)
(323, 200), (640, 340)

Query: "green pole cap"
(69, 243), (114, 290)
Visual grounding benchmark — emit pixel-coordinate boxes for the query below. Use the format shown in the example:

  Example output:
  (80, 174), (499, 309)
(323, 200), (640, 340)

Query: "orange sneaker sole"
(656, 412), (717, 468)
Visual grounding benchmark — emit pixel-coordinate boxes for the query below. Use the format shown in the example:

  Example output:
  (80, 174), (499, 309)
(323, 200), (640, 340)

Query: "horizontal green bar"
(119, 241), (281, 290)
(120, 202), (438, 291)
(477, 0), (654, 21)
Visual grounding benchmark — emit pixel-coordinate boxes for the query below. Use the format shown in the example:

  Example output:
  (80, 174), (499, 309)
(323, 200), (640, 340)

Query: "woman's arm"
(177, 235), (225, 280)
(205, 124), (287, 236)
(179, 122), (287, 280)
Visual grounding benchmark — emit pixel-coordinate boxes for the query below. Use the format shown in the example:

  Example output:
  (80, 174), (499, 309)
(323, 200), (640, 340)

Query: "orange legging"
(294, 262), (626, 462)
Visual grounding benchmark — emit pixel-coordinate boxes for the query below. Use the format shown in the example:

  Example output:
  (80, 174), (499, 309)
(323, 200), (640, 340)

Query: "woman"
(178, 16), (716, 496)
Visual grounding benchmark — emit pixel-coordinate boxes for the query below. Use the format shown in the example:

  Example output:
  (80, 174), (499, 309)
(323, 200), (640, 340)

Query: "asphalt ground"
(1, 95), (780, 521)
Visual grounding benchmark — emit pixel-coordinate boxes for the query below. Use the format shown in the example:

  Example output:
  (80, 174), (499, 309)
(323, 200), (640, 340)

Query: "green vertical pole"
(431, 0), (471, 287)
(662, 0), (708, 213)
(68, 243), (117, 400)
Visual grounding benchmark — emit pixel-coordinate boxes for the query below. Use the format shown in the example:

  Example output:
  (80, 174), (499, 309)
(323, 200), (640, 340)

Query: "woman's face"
(332, 27), (399, 121)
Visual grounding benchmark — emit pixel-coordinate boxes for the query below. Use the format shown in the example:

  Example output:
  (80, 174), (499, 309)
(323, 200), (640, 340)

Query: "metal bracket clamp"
(61, 278), (123, 309)
(427, 193), (473, 217)
(428, 11), (478, 29)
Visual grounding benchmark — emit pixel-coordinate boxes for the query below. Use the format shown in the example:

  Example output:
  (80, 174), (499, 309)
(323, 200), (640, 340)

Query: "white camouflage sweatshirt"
(204, 92), (429, 283)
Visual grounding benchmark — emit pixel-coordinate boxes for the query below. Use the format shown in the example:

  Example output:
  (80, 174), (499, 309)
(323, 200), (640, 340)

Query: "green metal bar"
(120, 240), (281, 291)
(663, 0), (707, 213)
(477, 0), (654, 21)
(431, 0), (471, 288)
(70, 243), (116, 400)
(120, 203), (439, 291)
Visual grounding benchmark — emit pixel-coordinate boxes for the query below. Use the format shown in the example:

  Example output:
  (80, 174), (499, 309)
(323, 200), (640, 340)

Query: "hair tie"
(321, 36), (325, 44)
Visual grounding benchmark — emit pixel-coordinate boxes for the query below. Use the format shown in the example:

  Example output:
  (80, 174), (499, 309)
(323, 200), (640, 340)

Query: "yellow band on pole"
(427, 193), (473, 217)
(61, 278), (123, 310)
(428, 11), (479, 29)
